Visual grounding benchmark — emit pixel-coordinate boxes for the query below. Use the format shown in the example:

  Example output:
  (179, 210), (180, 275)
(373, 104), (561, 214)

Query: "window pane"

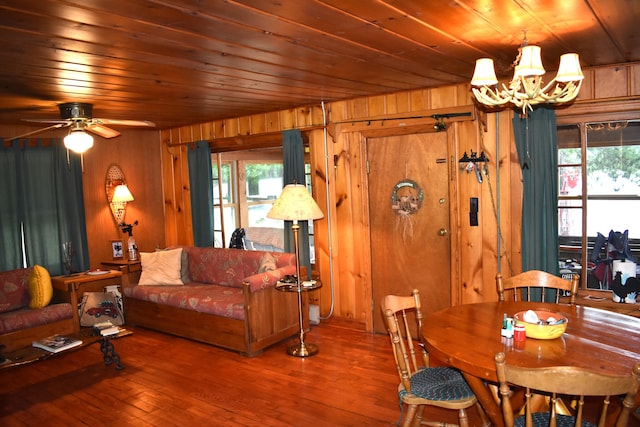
(246, 163), (283, 227)
(214, 206), (236, 248)
(586, 122), (640, 236)
(213, 163), (233, 205)
(246, 164), (283, 201)
(558, 124), (583, 239)
(559, 165), (581, 197)
(586, 199), (640, 236)
(248, 203), (282, 228)
(558, 205), (581, 236)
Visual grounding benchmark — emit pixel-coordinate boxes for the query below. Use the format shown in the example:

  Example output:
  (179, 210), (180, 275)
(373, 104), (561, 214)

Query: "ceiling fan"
(9, 102), (155, 152)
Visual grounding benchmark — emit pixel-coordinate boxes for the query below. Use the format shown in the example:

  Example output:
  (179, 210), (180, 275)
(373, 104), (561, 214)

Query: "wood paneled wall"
(81, 129), (165, 267)
(1, 126), (165, 270)
(159, 62), (640, 331)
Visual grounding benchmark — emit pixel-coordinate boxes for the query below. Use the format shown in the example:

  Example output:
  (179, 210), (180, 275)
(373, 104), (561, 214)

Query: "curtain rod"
(334, 111), (473, 125)
(166, 124), (326, 147)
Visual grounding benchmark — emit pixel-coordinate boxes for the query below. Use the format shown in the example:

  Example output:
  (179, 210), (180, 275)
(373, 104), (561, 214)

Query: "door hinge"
(366, 159), (370, 174)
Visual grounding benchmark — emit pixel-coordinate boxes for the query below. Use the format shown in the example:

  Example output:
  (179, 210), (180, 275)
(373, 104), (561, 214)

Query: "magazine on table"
(32, 335), (83, 353)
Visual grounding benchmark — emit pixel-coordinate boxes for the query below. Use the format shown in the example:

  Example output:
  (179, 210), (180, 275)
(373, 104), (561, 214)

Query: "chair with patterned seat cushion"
(494, 352), (640, 427)
(381, 289), (489, 427)
(496, 270), (579, 304)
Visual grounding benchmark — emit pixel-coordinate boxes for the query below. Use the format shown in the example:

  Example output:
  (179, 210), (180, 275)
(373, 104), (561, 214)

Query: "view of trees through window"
(211, 150), (315, 262)
(558, 120), (640, 290)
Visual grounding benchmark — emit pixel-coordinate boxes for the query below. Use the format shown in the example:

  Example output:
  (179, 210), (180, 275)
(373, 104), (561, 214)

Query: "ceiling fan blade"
(23, 119), (72, 124)
(6, 123), (69, 140)
(86, 123), (121, 138)
(93, 118), (156, 127)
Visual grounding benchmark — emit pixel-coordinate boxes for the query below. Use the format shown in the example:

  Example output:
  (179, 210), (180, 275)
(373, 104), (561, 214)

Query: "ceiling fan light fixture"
(64, 128), (94, 153)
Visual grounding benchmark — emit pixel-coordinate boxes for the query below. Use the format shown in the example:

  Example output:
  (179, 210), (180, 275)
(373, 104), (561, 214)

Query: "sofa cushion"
(258, 252), (277, 273)
(0, 303), (75, 334)
(28, 265), (53, 309)
(124, 283), (245, 320)
(0, 268), (32, 313)
(139, 248), (184, 286)
(185, 247), (246, 288)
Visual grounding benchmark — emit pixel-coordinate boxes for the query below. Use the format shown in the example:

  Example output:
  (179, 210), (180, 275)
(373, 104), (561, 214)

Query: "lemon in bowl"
(513, 309), (568, 340)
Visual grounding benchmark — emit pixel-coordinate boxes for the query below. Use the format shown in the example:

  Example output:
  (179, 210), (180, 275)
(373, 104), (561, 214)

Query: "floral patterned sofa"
(122, 247), (299, 356)
(0, 267), (79, 353)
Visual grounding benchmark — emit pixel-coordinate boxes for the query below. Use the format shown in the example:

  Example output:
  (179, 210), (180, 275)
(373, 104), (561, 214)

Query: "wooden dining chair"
(381, 289), (489, 427)
(496, 270), (579, 304)
(495, 352), (640, 427)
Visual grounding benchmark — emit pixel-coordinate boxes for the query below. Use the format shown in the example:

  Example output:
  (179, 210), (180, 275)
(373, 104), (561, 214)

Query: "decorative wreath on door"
(391, 179), (424, 216)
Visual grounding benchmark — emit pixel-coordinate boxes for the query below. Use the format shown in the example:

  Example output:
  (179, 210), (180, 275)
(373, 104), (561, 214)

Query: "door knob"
(438, 228), (448, 236)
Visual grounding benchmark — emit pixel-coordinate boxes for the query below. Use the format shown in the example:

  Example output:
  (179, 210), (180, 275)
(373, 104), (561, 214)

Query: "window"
(211, 148), (315, 262)
(245, 162), (284, 229)
(212, 161), (236, 248)
(558, 120), (640, 290)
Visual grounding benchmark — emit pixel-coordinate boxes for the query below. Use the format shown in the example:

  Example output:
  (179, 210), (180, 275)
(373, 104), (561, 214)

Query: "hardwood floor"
(1, 320), (639, 426)
(0, 320), (400, 426)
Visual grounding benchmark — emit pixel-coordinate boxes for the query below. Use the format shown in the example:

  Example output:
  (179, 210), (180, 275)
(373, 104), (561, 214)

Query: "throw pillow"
(258, 252), (277, 273)
(156, 246), (190, 283)
(138, 248), (184, 285)
(28, 265), (53, 309)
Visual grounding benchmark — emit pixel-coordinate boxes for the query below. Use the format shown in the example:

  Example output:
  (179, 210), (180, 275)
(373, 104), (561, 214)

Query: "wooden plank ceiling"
(0, 0), (638, 132)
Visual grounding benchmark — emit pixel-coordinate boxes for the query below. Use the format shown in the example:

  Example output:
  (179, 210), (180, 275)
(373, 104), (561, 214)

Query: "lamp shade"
(471, 58), (498, 86)
(555, 53), (584, 82)
(111, 184), (134, 203)
(514, 45), (545, 77)
(267, 184), (324, 221)
(64, 129), (94, 153)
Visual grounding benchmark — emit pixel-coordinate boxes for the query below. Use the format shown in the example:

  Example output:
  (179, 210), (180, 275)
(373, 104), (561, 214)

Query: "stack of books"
(92, 321), (120, 337)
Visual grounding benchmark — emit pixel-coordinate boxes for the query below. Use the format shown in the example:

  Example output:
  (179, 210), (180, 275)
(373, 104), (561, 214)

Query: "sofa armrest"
(243, 265), (296, 292)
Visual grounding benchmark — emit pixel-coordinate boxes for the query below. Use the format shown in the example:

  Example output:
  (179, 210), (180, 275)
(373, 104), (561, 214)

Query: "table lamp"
(267, 183), (324, 356)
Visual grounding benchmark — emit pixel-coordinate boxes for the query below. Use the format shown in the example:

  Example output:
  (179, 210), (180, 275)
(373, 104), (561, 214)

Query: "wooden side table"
(52, 271), (123, 323)
(101, 260), (141, 286)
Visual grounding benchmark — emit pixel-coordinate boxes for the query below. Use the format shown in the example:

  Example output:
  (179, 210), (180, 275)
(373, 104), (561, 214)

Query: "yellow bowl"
(513, 310), (568, 340)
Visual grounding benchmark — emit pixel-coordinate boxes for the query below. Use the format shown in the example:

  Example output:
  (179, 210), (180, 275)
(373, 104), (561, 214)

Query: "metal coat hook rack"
(459, 150), (489, 183)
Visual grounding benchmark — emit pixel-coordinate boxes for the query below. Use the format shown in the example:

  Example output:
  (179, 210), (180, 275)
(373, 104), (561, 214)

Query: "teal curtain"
(282, 129), (312, 279)
(188, 141), (214, 247)
(512, 108), (560, 280)
(0, 139), (89, 274)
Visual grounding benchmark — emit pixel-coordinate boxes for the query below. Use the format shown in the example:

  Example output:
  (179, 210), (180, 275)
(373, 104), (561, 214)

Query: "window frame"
(210, 146), (316, 263)
(557, 119), (640, 293)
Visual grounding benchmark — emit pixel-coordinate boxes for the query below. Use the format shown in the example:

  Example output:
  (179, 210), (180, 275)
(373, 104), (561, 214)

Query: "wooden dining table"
(422, 301), (640, 427)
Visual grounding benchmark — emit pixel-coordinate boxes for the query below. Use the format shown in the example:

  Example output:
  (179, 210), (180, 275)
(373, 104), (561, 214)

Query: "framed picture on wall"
(111, 240), (124, 260)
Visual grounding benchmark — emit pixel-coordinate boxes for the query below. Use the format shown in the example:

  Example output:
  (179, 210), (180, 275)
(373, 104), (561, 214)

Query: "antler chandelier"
(471, 35), (584, 114)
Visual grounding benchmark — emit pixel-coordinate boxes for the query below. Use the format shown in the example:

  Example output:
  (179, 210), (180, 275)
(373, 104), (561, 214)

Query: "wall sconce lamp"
(110, 184), (134, 224)
(105, 164), (133, 225)
(459, 150), (489, 183)
(63, 122), (94, 153)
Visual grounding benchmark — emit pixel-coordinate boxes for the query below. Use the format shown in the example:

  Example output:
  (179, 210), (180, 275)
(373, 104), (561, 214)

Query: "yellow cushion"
(28, 265), (53, 309)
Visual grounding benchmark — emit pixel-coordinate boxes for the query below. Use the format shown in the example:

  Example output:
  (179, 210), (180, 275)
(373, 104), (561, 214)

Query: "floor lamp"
(267, 183), (324, 357)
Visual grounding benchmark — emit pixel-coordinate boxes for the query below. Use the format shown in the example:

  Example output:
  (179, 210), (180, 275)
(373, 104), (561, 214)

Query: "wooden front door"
(368, 132), (452, 334)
